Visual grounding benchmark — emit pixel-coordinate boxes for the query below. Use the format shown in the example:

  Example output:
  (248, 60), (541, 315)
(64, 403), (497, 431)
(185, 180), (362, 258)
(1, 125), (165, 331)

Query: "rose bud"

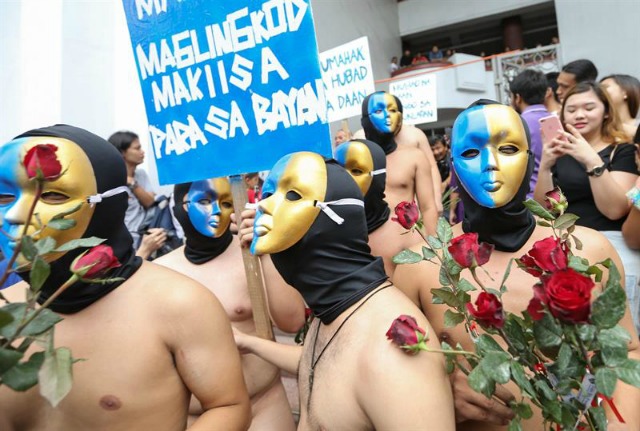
(448, 232), (494, 269)
(541, 268), (593, 324)
(386, 315), (428, 355)
(521, 237), (568, 274)
(392, 201), (420, 230)
(466, 292), (505, 329)
(23, 144), (63, 181)
(71, 245), (121, 279)
(544, 187), (568, 217)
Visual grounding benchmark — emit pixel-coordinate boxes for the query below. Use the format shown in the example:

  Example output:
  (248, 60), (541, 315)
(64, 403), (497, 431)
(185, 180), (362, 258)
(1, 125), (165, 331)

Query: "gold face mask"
(334, 141), (374, 195)
(251, 152), (327, 255)
(368, 92), (403, 135)
(212, 177), (233, 237)
(0, 137), (97, 267)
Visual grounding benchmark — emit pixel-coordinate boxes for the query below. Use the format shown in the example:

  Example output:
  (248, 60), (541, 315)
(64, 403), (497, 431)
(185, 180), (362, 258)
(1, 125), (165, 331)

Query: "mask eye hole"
(40, 191), (69, 204)
(196, 198), (212, 207)
(499, 145), (520, 155)
(461, 149), (480, 158)
(0, 193), (16, 205)
(286, 190), (302, 201)
(351, 169), (364, 176)
(221, 201), (233, 209)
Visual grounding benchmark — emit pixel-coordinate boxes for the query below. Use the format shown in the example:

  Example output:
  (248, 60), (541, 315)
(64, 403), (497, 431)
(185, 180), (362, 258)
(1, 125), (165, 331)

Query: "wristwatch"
(128, 179), (139, 190)
(586, 163), (606, 177)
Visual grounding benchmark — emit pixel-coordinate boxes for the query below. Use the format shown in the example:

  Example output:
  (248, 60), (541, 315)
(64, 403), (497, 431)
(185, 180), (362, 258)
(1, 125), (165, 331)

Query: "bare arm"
(135, 228), (167, 259)
(163, 278), (251, 431)
(414, 150), (439, 235)
(233, 327), (302, 375)
(130, 182), (156, 209)
(260, 255), (306, 333)
(622, 195), (640, 249)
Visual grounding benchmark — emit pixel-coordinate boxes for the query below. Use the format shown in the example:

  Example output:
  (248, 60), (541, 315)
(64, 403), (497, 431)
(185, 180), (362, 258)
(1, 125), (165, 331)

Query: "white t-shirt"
(124, 169), (154, 247)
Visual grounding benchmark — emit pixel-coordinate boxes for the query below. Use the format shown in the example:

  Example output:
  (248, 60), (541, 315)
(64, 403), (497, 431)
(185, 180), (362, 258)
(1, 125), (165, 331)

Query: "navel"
(99, 395), (122, 410)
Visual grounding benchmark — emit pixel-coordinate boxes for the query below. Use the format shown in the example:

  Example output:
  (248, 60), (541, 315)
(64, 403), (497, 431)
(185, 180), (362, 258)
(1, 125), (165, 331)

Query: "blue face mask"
(0, 140), (24, 261)
(186, 180), (220, 238)
(367, 92), (401, 134)
(451, 104), (529, 208)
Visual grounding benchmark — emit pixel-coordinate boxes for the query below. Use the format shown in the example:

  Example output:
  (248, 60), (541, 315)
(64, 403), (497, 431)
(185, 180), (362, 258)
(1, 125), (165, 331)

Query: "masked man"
(0, 125), (250, 431)
(392, 102), (640, 430)
(154, 177), (305, 430)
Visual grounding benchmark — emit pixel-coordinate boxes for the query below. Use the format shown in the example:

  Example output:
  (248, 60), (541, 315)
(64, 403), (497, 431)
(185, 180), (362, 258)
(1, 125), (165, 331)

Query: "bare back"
(368, 217), (424, 278)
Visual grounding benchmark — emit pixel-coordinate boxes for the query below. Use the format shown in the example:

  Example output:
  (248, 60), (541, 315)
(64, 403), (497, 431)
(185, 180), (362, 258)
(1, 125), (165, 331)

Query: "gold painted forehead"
(280, 152), (327, 200)
(484, 105), (528, 148)
(346, 142), (374, 172)
(212, 177), (231, 198)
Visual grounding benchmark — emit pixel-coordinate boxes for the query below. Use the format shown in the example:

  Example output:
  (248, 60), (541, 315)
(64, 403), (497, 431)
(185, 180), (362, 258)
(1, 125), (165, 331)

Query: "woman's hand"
(539, 127), (566, 171)
(555, 124), (603, 168)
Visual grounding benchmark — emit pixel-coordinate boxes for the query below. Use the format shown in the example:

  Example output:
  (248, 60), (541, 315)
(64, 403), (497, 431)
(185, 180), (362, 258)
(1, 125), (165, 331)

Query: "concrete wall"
(555, 0), (640, 80)
(398, 0), (549, 36)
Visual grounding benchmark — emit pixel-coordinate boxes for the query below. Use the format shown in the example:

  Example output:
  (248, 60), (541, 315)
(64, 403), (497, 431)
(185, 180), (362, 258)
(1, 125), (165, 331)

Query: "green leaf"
(595, 367), (617, 397)
(438, 265), (451, 287)
(468, 365), (496, 398)
(586, 264), (603, 283)
(0, 304), (63, 338)
(597, 326), (630, 367)
(34, 237), (56, 256)
(511, 401), (533, 419)
(534, 378), (557, 401)
(1, 351), (45, 391)
(20, 236), (38, 261)
(549, 342), (582, 380)
(445, 258), (462, 276)
(51, 202), (83, 220)
(533, 314), (563, 350)
(615, 359), (640, 388)
(600, 258), (621, 290)
(426, 235), (442, 250)
(475, 334), (506, 355)
(507, 418), (522, 431)
(456, 278), (476, 292)
(568, 255), (589, 273)
(498, 258), (514, 293)
(587, 406), (607, 431)
(0, 309), (14, 329)
(38, 347), (74, 407)
(436, 217), (453, 244)
(0, 347), (24, 374)
(524, 199), (555, 221)
(575, 323), (596, 344)
(46, 218), (76, 231)
(554, 213), (579, 230)
(29, 256), (50, 293)
(431, 288), (461, 308)
(540, 397), (563, 423)
(510, 362), (536, 398)
(571, 234), (583, 251)
(392, 249), (423, 264)
(503, 317), (528, 354)
(53, 236), (105, 253)
(536, 220), (552, 227)
(590, 283), (626, 330)
(443, 309), (465, 328)
(421, 246), (436, 260)
(481, 351), (511, 384)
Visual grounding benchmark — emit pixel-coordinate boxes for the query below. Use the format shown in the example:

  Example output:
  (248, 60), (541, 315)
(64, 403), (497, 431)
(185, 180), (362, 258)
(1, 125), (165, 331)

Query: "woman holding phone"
(534, 81), (640, 332)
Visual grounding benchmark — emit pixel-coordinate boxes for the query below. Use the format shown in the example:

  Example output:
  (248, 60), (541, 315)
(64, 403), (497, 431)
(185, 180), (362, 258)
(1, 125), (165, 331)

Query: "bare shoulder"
(352, 128), (365, 139)
(571, 225), (619, 262)
(152, 245), (186, 269)
(396, 124), (424, 146)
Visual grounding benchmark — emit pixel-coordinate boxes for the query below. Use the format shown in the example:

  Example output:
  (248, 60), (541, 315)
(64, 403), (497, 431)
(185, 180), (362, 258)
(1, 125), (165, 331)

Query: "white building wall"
(555, 0), (640, 80)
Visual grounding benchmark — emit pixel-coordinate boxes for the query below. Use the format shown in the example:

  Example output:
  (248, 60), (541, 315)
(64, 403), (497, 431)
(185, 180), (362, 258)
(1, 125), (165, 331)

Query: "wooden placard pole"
(229, 174), (274, 341)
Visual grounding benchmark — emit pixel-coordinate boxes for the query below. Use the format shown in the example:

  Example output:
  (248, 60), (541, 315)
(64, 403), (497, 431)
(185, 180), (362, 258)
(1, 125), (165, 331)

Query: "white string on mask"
(370, 168), (386, 177)
(315, 198), (364, 225)
(87, 186), (130, 206)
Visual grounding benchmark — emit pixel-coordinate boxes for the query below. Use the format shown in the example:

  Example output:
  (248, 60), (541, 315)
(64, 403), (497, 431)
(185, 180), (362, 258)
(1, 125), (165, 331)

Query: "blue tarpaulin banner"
(122, 0), (331, 184)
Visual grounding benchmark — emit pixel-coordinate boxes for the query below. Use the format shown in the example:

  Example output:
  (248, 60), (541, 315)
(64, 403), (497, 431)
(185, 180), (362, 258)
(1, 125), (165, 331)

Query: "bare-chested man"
(238, 151), (455, 430)
(334, 138), (422, 278)
(393, 102), (640, 430)
(0, 125), (250, 431)
(354, 91), (443, 215)
(356, 91), (439, 234)
(154, 177), (305, 430)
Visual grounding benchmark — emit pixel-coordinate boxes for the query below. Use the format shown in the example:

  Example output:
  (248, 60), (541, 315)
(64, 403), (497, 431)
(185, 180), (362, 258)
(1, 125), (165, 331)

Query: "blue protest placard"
(122, 0), (331, 184)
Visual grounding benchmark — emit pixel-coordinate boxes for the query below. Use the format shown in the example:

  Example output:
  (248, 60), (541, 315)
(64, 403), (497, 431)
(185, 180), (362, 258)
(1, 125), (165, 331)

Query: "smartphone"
(539, 115), (566, 142)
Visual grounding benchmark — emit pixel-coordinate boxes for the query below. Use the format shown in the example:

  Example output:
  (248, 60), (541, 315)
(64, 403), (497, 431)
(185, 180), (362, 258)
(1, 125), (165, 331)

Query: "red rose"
(541, 269), (594, 324)
(526, 284), (546, 320)
(448, 232), (494, 269)
(544, 187), (568, 217)
(386, 315), (427, 355)
(392, 201), (420, 230)
(466, 292), (505, 329)
(23, 144), (63, 181)
(71, 245), (121, 279)
(520, 237), (568, 274)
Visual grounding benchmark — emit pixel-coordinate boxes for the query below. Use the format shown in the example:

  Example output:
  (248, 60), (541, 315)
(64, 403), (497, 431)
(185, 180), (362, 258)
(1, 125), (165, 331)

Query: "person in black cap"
(335, 138), (423, 277)
(358, 91), (439, 234)
(0, 125), (250, 431)
(154, 176), (304, 430)
(393, 101), (640, 430)
(238, 151), (455, 430)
